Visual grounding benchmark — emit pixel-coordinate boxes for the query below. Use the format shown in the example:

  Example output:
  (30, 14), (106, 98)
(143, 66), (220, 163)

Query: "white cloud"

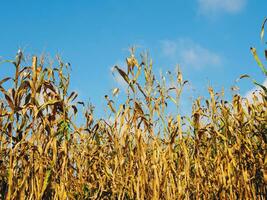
(161, 38), (221, 69)
(161, 40), (177, 58)
(197, 0), (246, 16)
(245, 79), (267, 103)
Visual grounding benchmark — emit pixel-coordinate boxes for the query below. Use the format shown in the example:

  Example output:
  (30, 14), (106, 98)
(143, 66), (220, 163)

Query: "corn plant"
(0, 19), (266, 200)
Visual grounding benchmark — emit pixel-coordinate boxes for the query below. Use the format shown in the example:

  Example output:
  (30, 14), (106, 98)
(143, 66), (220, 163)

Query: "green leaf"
(0, 59), (15, 66)
(40, 168), (52, 198)
(168, 95), (177, 105)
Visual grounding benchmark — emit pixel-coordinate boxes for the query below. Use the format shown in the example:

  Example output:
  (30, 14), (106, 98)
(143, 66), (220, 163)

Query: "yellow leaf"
(112, 88), (119, 96)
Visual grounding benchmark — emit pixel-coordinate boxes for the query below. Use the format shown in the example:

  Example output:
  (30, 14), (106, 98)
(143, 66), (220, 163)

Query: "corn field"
(0, 20), (267, 200)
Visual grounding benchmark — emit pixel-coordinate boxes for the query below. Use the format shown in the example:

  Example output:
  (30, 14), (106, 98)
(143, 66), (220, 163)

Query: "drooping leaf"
(183, 80), (189, 85)
(260, 17), (267, 41)
(253, 80), (267, 94)
(136, 82), (147, 99)
(24, 93), (31, 105)
(107, 100), (116, 113)
(72, 105), (78, 115)
(113, 66), (135, 92)
(134, 102), (144, 115)
(18, 80), (30, 92)
(0, 59), (15, 66)
(77, 101), (85, 106)
(239, 74), (250, 79)
(250, 47), (267, 75)
(0, 77), (11, 86)
(68, 91), (78, 102)
(4, 94), (14, 110)
(36, 100), (61, 117)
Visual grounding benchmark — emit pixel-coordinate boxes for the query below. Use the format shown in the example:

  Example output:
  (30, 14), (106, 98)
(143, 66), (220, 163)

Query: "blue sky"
(0, 0), (266, 118)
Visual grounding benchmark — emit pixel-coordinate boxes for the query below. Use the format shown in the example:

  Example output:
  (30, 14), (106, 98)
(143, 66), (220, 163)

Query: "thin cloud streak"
(160, 38), (222, 69)
(197, 0), (247, 16)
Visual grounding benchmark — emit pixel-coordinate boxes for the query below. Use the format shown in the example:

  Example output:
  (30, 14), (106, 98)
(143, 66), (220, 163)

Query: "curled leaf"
(77, 101), (85, 106)
(239, 74), (250, 79)
(72, 105), (78, 115)
(237, 74), (250, 82)
(0, 77), (11, 86)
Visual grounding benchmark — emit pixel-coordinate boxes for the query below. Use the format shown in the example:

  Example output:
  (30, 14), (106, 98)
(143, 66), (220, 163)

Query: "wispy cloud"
(245, 78), (267, 103)
(161, 38), (222, 69)
(197, 0), (246, 16)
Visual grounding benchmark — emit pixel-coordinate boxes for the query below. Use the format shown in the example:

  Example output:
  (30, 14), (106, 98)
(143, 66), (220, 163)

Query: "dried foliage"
(0, 22), (267, 200)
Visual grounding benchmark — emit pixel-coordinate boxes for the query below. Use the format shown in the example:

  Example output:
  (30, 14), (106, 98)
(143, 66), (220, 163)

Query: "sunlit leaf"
(112, 88), (119, 96)
(250, 47), (267, 75)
